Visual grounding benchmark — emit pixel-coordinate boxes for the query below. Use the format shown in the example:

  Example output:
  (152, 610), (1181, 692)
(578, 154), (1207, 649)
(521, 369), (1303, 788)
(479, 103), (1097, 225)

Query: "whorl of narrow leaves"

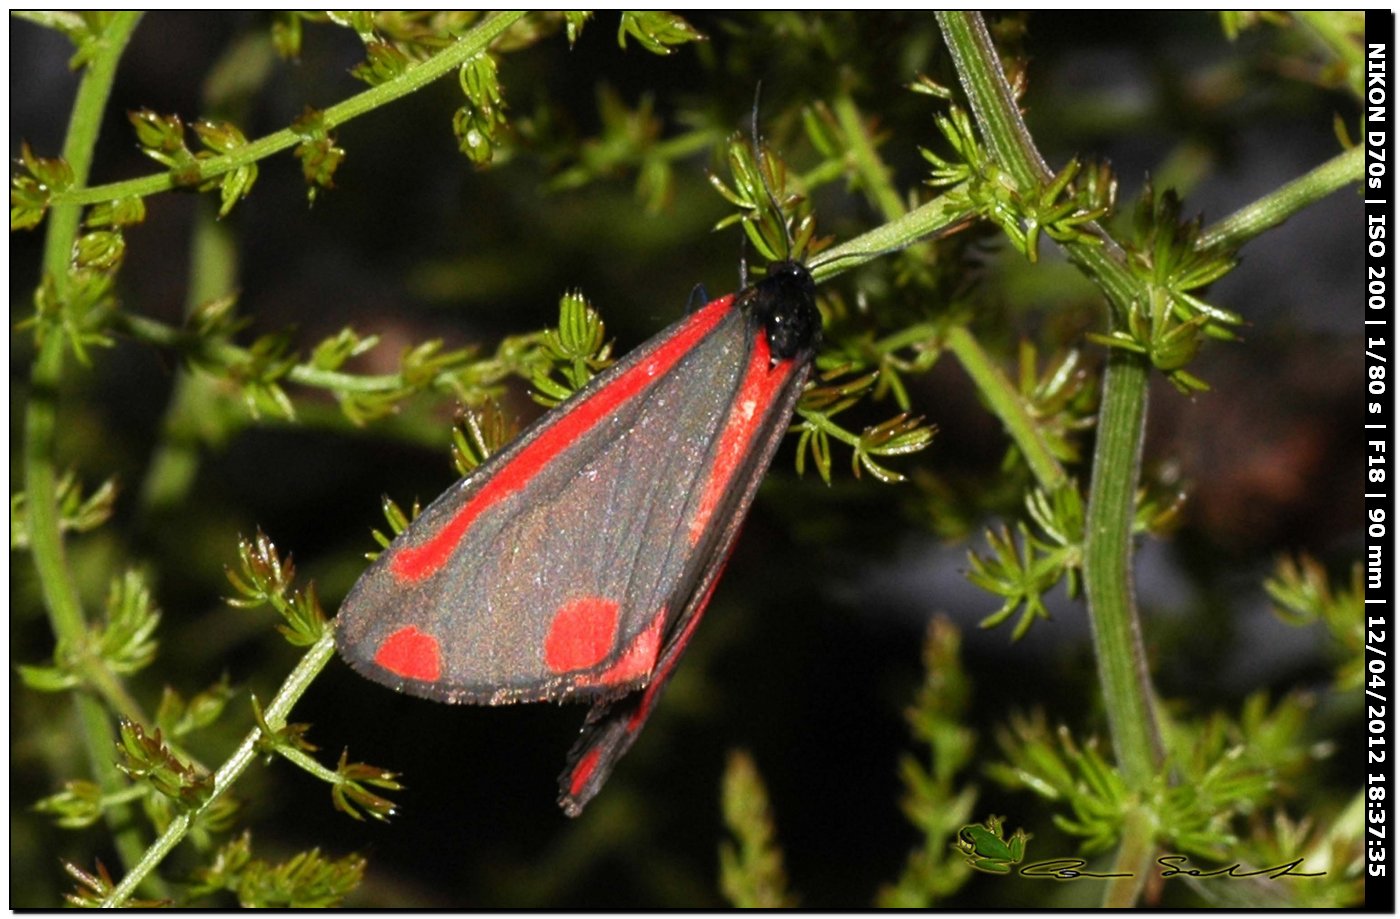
(34, 780), (106, 830)
(982, 713), (1131, 856)
(922, 104), (1112, 263)
(710, 133), (822, 266)
(63, 859), (168, 909)
(454, 52), (509, 166)
(10, 470), (117, 550)
(11, 142), (75, 230)
(719, 751), (796, 908)
(530, 290), (613, 407)
(18, 568), (160, 692)
(17, 258), (118, 364)
(330, 750), (403, 822)
(795, 367), (937, 485)
(156, 678), (235, 740)
(1013, 342), (1096, 466)
(115, 720), (214, 812)
(290, 107), (345, 204)
(1089, 186), (1243, 393)
(368, 495), (419, 559)
(452, 401), (513, 477)
(95, 569), (163, 675)
(225, 531), (327, 646)
(248, 696), (401, 823)
(129, 109), (258, 216)
(965, 483), (1086, 641)
(966, 523), (1064, 641)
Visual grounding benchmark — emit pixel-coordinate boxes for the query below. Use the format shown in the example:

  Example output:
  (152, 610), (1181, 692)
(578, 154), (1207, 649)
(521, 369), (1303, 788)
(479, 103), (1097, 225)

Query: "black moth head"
(744, 260), (821, 362)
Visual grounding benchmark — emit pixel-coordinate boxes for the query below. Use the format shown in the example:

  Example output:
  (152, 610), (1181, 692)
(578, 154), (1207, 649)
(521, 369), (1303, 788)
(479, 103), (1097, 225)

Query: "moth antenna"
(749, 82), (797, 266)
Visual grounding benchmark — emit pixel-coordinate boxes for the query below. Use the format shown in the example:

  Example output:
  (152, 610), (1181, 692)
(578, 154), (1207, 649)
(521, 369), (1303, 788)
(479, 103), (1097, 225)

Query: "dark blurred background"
(11, 12), (1362, 907)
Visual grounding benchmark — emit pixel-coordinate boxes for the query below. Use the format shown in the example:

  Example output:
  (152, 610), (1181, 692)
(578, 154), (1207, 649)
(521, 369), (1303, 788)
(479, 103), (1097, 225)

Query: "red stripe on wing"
(388, 295), (737, 583)
(688, 333), (793, 545)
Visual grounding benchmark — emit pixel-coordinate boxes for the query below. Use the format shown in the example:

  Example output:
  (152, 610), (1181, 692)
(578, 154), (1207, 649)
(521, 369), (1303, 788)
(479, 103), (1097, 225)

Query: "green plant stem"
(938, 10), (1164, 790)
(276, 744), (343, 786)
(935, 12), (1049, 190)
(1199, 145), (1363, 252)
(52, 11), (528, 208)
(943, 326), (1067, 491)
(102, 631), (338, 907)
(20, 11), (161, 893)
(808, 191), (975, 283)
(1081, 351), (1164, 785)
(938, 17), (1167, 906)
(1102, 804), (1158, 906)
(116, 312), (506, 395)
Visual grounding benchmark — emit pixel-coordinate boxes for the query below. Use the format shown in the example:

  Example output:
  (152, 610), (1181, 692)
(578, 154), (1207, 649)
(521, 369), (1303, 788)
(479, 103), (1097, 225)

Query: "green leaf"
(350, 39), (410, 85)
(452, 401), (512, 476)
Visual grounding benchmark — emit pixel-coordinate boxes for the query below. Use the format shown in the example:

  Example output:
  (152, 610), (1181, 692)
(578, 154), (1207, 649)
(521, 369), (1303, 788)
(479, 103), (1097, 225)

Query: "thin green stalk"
(934, 12), (1049, 190)
(808, 192), (975, 283)
(1102, 805), (1158, 907)
(943, 326), (1067, 492)
(1080, 353), (1162, 781)
(21, 12), (160, 891)
(1199, 145), (1363, 252)
(52, 11), (528, 208)
(937, 13), (1137, 284)
(101, 632), (339, 908)
(116, 312), (491, 394)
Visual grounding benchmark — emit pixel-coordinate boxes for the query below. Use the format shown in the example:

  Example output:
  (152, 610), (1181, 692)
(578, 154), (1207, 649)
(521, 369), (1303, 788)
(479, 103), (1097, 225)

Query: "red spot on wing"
(374, 626), (443, 682)
(577, 608), (666, 688)
(689, 333), (793, 545)
(389, 296), (737, 583)
(568, 747), (604, 799)
(545, 597), (622, 673)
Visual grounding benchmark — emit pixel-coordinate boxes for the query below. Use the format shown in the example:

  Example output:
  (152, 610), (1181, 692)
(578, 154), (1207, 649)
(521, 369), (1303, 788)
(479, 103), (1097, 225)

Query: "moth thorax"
(749, 260), (821, 361)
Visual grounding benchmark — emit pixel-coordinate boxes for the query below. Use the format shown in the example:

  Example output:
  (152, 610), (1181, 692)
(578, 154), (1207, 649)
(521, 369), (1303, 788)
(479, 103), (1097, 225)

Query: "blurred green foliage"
(11, 10), (1366, 908)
